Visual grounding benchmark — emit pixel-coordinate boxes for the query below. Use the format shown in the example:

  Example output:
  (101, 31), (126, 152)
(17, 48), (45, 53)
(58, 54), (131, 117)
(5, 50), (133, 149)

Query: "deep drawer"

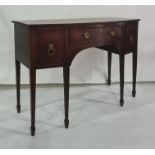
(36, 28), (64, 68)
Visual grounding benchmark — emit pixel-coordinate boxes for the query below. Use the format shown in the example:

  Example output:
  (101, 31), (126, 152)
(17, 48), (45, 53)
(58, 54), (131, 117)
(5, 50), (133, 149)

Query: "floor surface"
(0, 83), (155, 149)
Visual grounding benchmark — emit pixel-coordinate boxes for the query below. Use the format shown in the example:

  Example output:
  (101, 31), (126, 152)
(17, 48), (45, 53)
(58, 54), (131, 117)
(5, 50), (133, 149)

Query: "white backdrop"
(0, 5), (155, 84)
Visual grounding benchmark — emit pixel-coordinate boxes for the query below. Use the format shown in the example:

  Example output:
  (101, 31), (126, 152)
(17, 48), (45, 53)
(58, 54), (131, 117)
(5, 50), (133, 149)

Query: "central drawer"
(69, 25), (123, 45)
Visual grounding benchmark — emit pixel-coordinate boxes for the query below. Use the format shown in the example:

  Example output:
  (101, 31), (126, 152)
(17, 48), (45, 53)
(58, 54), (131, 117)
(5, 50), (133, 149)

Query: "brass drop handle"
(110, 29), (116, 37)
(83, 32), (90, 39)
(48, 43), (56, 56)
(129, 34), (134, 45)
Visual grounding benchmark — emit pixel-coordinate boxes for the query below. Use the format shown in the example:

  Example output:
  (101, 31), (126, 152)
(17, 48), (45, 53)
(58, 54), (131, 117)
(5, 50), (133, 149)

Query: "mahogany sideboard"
(12, 18), (140, 136)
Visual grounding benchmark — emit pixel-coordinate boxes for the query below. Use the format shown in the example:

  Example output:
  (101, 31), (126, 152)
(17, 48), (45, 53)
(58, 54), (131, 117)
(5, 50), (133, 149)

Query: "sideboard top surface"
(12, 17), (140, 26)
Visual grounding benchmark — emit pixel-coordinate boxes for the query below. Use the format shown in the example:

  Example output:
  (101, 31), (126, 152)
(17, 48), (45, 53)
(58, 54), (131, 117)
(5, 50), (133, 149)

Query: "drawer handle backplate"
(83, 32), (90, 39)
(48, 43), (56, 56)
(110, 29), (116, 37)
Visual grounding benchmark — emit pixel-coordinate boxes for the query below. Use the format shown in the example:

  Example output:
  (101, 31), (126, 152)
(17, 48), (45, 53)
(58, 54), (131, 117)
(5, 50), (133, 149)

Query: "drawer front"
(69, 25), (123, 45)
(125, 23), (138, 53)
(36, 28), (64, 68)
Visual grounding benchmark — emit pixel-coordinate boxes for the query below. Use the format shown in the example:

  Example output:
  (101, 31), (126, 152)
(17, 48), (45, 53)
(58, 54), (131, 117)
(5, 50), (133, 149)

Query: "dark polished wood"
(15, 60), (21, 113)
(30, 68), (36, 136)
(132, 49), (137, 97)
(63, 66), (70, 128)
(12, 17), (140, 25)
(119, 54), (125, 106)
(13, 18), (140, 136)
(107, 52), (112, 86)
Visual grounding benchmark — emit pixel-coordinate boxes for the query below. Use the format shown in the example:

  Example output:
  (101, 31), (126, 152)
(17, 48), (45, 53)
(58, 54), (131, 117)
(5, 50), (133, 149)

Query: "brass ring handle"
(110, 29), (116, 37)
(48, 43), (56, 56)
(129, 34), (134, 45)
(83, 32), (90, 39)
